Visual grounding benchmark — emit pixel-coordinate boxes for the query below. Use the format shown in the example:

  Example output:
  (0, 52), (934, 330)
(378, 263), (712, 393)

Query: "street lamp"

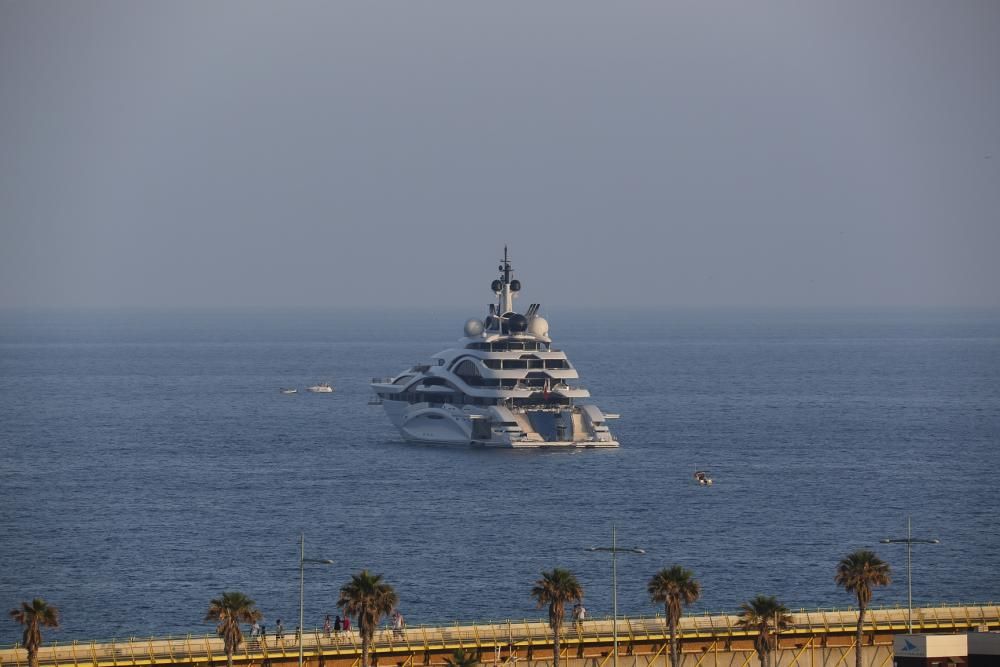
(586, 524), (645, 667)
(880, 516), (939, 633)
(298, 533), (334, 667)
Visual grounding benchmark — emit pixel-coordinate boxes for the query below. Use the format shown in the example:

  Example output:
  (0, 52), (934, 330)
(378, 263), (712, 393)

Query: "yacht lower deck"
(383, 400), (619, 448)
(470, 438), (619, 449)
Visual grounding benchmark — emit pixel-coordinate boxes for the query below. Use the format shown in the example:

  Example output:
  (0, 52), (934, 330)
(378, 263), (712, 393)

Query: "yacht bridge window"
(454, 360), (482, 380)
(465, 341), (550, 352)
(482, 358), (569, 370)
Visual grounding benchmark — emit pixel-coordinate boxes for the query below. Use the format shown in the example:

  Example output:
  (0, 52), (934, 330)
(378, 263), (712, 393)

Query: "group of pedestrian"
(390, 609), (406, 637)
(322, 614), (351, 637)
(248, 612), (360, 644)
(250, 614), (340, 642)
(249, 620), (271, 641)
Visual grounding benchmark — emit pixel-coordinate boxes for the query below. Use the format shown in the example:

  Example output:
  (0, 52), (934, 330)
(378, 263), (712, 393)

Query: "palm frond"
(531, 568), (583, 631)
(443, 648), (480, 667)
(648, 565), (701, 624)
(337, 570), (399, 641)
(8, 598), (60, 658)
(835, 550), (891, 608)
(205, 591), (261, 656)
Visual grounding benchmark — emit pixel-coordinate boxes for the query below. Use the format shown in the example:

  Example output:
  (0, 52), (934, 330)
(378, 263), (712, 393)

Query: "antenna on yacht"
(497, 246), (519, 315)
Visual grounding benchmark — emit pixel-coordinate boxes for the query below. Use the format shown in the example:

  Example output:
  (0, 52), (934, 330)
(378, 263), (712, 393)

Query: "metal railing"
(1, 603), (996, 667)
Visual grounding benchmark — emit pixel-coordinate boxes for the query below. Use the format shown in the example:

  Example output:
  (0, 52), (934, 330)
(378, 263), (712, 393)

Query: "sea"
(1, 308), (998, 643)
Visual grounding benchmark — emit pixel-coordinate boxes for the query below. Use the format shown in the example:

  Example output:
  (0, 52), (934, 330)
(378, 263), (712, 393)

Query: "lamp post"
(586, 524), (645, 667)
(880, 516), (939, 633)
(299, 533), (334, 667)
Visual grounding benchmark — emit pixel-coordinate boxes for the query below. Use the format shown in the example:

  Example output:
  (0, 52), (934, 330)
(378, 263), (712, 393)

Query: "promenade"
(2, 603), (997, 667)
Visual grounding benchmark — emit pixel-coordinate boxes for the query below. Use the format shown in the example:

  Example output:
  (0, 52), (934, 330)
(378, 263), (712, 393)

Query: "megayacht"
(371, 248), (619, 448)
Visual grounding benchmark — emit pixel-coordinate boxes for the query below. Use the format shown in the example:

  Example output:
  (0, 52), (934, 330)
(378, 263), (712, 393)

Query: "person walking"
(334, 615), (342, 635)
(324, 615), (332, 638)
(342, 615), (351, 632)
(393, 611), (405, 638)
(276, 619), (284, 643)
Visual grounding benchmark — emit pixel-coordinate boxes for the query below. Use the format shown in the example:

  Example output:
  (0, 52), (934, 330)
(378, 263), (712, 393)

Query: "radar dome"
(491, 279), (503, 292)
(508, 313), (528, 333)
(510, 280), (521, 292)
(528, 316), (549, 338)
(464, 318), (484, 337)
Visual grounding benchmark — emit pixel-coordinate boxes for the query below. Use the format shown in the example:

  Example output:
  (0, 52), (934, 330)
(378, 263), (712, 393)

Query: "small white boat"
(694, 470), (713, 486)
(307, 383), (334, 393)
(280, 388), (298, 395)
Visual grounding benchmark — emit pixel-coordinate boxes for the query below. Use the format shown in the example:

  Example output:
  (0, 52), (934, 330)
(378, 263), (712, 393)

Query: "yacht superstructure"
(370, 249), (619, 448)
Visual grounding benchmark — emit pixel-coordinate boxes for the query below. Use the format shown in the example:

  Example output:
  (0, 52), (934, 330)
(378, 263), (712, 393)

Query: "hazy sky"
(1, 1), (998, 309)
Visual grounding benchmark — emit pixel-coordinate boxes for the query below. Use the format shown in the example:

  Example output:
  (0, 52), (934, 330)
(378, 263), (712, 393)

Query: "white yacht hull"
(381, 401), (618, 449)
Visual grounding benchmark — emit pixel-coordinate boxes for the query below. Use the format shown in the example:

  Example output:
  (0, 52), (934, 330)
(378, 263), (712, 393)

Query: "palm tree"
(835, 550), (891, 667)
(530, 568), (583, 667)
(205, 592), (263, 667)
(337, 570), (398, 667)
(443, 648), (480, 667)
(647, 566), (701, 667)
(9, 598), (60, 667)
(738, 595), (791, 667)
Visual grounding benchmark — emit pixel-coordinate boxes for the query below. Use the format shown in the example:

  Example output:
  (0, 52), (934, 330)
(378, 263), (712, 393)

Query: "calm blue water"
(1, 308), (998, 643)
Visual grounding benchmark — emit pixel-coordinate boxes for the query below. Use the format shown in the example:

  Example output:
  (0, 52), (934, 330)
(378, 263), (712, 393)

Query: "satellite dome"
(528, 316), (549, 338)
(464, 318), (484, 337)
(508, 313), (528, 333)
(510, 280), (521, 292)
(491, 279), (503, 292)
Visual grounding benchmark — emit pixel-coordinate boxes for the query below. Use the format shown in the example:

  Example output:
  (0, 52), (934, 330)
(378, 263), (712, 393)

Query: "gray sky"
(1, 1), (998, 309)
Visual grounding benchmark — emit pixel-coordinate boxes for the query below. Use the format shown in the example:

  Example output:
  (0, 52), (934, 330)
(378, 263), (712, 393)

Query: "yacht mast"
(499, 245), (514, 314)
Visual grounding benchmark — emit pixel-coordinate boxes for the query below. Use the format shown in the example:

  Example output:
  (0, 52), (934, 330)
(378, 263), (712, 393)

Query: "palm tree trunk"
(226, 648), (234, 667)
(855, 605), (865, 667)
(362, 633), (370, 667)
(668, 616), (677, 667)
(754, 632), (767, 667)
(552, 621), (561, 667)
(28, 647), (38, 667)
